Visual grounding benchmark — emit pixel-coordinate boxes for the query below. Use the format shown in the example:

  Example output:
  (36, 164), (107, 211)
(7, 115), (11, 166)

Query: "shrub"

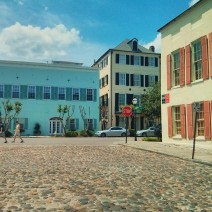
(143, 137), (162, 142)
(80, 130), (88, 137)
(129, 129), (135, 137)
(65, 130), (78, 137)
(5, 130), (13, 138)
(33, 123), (41, 135)
(87, 130), (95, 137)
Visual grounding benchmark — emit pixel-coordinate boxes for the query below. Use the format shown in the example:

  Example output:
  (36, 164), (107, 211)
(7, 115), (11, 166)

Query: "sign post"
(122, 106), (132, 143)
(192, 102), (200, 159)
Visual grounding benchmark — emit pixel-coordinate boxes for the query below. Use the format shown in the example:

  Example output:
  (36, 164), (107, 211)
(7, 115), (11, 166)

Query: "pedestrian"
(12, 121), (24, 143)
(0, 120), (7, 143)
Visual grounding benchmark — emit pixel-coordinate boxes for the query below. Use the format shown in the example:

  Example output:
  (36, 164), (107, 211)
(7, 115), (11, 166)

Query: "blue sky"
(0, 0), (199, 66)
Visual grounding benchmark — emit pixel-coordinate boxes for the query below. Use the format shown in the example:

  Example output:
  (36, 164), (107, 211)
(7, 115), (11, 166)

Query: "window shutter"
(93, 89), (97, 102)
(130, 74), (134, 86)
(145, 57), (148, 66)
(36, 86), (43, 100)
(126, 55), (129, 65)
(116, 54), (119, 64)
(126, 74), (129, 86)
(115, 93), (119, 112)
(51, 87), (58, 100)
(140, 75), (144, 87)
(168, 107), (172, 137)
(140, 56), (144, 66)
(201, 35), (209, 80)
(180, 47), (185, 86)
(155, 58), (158, 67)
(167, 54), (171, 90)
(180, 104), (186, 138)
(186, 45), (191, 85)
(155, 76), (158, 83)
(4, 85), (11, 99)
(116, 116), (119, 126)
(106, 75), (108, 85)
(106, 94), (108, 106)
(20, 85), (27, 99)
(25, 118), (28, 129)
(80, 88), (86, 101)
(126, 94), (133, 105)
(66, 87), (72, 101)
(145, 75), (149, 87)
(115, 73), (119, 85)
(187, 104), (193, 139)
(209, 32), (212, 77)
(204, 101), (211, 140)
(76, 119), (79, 130)
(131, 55), (134, 65)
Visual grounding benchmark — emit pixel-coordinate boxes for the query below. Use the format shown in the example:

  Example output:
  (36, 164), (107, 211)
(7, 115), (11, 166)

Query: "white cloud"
(142, 34), (161, 53)
(189, 0), (200, 7)
(0, 22), (107, 66)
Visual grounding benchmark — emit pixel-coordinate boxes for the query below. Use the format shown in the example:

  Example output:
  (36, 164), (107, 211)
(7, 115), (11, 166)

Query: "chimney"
(149, 46), (155, 52)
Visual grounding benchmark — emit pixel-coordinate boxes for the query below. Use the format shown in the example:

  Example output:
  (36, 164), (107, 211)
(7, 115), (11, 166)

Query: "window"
(12, 85), (20, 98)
(28, 86), (36, 99)
(44, 86), (51, 99)
(134, 74), (140, 86)
(119, 54), (126, 64)
(70, 119), (76, 130)
(173, 51), (180, 86)
(0, 85), (4, 98)
(87, 119), (93, 130)
(173, 106), (181, 135)
(119, 117), (125, 127)
(86, 89), (93, 101)
(118, 94), (126, 106)
(134, 56), (140, 65)
(119, 73), (126, 85)
(148, 75), (155, 87)
(192, 40), (202, 81)
(148, 57), (155, 66)
(73, 88), (80, 100)
(196, 103), (204, 136)
(58, 87), (65, 100)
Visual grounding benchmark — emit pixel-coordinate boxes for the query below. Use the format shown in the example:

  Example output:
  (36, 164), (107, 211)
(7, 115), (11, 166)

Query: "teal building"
(0, 60), (99, 136)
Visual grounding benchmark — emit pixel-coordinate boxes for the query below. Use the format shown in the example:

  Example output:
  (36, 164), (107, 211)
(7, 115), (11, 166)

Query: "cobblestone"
(0, 141), (211, 211)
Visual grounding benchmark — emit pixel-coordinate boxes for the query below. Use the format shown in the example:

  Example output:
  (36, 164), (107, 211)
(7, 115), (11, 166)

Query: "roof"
(158, 0), (204, 32)
(92, 38), (159, 66)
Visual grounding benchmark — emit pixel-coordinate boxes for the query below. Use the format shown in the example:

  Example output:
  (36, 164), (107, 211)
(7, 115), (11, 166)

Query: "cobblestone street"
(0, 142), (211, 211)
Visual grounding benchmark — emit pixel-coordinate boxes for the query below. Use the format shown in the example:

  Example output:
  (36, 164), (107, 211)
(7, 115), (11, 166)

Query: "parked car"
(136, 127), (156, 137)
(95, 127), (130, 137)
(154, 124), (162, 138)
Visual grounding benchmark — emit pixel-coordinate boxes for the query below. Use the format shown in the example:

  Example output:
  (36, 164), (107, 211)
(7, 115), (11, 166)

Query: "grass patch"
(142, 137), (162, 142)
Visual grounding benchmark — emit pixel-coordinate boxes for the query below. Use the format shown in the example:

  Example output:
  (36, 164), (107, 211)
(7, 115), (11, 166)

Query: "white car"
(95, 127), (130, 137)
(136, 127), (156, 137)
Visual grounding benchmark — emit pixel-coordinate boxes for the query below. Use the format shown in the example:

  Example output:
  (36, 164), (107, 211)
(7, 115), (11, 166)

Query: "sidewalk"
(120, 137), (212, 165)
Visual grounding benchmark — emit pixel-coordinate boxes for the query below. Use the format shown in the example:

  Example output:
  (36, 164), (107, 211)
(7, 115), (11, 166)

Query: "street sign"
(122, 106), (132, 116)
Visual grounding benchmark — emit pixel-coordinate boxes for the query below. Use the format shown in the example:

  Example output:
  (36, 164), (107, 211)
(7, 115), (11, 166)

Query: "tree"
(57, 104), (75, 135)
(141, 83), (161, 125)
(0, 99), (22, 134)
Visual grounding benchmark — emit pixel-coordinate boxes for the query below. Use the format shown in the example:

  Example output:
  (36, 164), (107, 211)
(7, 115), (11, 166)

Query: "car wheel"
(101, 133), (106, 137)
(142, 132), (147, 137)
(121, 133), (126, 137)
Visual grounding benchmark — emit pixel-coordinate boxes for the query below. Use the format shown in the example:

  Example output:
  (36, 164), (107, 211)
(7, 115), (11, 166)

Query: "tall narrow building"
(93, 38), (160, 130)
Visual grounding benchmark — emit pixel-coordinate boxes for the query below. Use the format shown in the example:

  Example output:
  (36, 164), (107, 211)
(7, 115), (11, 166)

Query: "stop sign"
(122, 106), (132, 116)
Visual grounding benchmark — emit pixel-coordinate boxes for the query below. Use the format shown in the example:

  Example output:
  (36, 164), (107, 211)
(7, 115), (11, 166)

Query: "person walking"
(12, 121), (24, 143)
(0, 120), (7, 143)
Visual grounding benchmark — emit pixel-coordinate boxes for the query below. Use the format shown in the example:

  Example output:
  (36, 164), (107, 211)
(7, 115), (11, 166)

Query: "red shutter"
(186, 45), (191, 85)
(167, 54), (171, 90)
(168, 107), (172, 137)
(204, 101), (211, 140)
(180, 47), (185, 86)
(201, 35), (209, 80)
(187, 104), (193, 139)
(209, 32), (212, 77)
(180, 104), (186, 138)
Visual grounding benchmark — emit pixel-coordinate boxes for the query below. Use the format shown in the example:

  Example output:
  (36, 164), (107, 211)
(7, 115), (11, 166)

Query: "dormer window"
(133, 40), (138, 51)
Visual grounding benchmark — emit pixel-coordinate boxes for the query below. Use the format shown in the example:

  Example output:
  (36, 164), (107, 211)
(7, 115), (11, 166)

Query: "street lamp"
(132, 97), (137, 141)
